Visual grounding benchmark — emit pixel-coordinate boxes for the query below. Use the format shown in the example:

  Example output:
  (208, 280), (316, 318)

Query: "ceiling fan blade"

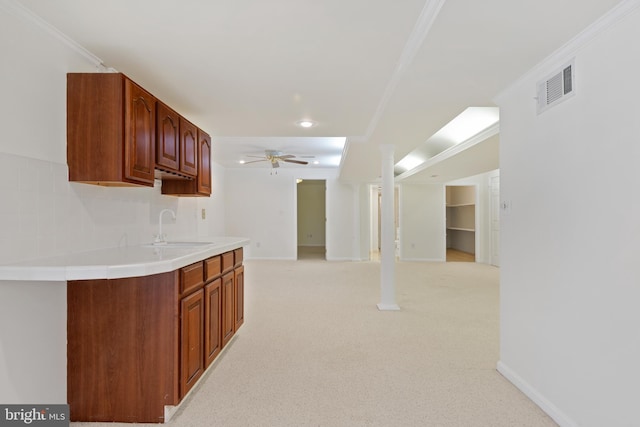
(246, 155), (266, 158)
(282, 159), (308, 165)
(277, 154), (295, 159)
(244, 159), (268, 164)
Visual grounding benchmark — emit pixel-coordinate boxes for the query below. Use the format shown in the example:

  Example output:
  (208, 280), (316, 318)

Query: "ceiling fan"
(244, 150), (309, 168)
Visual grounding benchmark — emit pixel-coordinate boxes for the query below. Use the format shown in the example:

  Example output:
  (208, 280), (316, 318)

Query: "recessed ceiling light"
(238, 160), (246, 164)
(297, 120), (316, 128)
(313, 160), (320, 165)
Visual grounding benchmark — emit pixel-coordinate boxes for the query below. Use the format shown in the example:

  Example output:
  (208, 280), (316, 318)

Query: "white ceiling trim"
(494, 0), (640, 105)
(395, 122), (500, 182)
(363, 0), (447, 140)
(2, 0), (105, 68)
(338, 0), (446, 182)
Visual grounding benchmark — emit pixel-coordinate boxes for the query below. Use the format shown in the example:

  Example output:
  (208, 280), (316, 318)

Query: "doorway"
(296, 179), (326, 260)
(490, 175), (500, 266)
(445, 185), (476, 262)
(370, 186), (399, 261)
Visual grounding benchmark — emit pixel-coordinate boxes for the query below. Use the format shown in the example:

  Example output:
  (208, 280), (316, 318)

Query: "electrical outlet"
(501, 200), (512, 215)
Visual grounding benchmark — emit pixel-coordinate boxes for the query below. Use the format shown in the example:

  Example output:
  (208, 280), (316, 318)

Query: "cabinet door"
(221, 271), (235, 347)
(156, 101), (180, 172)
(204, 278), (222, 368)
(234, 265), (244, 331)
(179, 117), (198, 177)
(180, 289), (204, 398)
(197, 130), (212, 195)
(124, 79), (156, 184)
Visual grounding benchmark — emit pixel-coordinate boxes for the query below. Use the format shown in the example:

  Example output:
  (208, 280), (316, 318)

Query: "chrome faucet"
(155, 209), (176, 244)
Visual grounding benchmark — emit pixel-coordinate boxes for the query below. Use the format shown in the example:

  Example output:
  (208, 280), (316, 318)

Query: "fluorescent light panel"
(431, 107), (499, 145)
(396, 154), (424, 172)
(394, 107), (499, 174)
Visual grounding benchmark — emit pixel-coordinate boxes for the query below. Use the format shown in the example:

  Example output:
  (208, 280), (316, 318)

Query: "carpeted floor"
(72, 260), (557, 427)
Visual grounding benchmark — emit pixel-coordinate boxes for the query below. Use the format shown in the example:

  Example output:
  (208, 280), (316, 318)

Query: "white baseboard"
(165, 335), (239, 422)
(377, 303), (401, 311)
(496, 361), (577, 427)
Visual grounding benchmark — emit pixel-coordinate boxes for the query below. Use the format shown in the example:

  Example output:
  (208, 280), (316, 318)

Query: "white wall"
(356, 183), (371, 261)
(326, 179), (360, 261)
(0, 281), (66, 404)
(496, 5), (640, 426)
(224, 167), (358, 260)
(398, 183), (446, 261)
(0, 4), (225, 263)
(0, 2), (225, 404)
(397, 169), (497, 263)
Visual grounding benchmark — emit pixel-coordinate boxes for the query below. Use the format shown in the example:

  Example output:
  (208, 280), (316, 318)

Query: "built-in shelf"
(447, 227), (475, 232)
(446, 185), (476, 259)
(446, 203), (475, 208)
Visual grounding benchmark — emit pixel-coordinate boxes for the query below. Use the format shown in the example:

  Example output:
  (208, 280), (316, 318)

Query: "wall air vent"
(536, 60), (575, 114)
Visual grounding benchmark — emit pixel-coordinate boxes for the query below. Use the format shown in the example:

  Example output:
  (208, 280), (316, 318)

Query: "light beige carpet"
(72, 260), (557, 427)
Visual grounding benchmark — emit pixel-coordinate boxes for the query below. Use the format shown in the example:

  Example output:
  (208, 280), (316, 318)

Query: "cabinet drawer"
(204, 256), (221, 282)
(234, 248), (243, 267)
(180, 262), (204, 295)
(221, 251), (234, 274)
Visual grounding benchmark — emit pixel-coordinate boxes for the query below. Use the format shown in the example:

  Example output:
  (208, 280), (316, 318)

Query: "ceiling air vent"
(536, 60), (575, 114)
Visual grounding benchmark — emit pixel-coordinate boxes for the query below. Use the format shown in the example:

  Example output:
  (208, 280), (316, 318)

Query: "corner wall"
(224, 167), (359, 260)
(0, 2), (225, 404)
(496, 5), (640, 426)
(398, 169), (497, 263)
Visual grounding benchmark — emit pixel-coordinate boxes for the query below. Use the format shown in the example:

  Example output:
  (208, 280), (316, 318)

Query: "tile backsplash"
(0, 152), (204, 264)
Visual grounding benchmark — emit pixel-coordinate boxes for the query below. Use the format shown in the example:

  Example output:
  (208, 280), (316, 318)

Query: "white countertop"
(0, 237), (250, 281)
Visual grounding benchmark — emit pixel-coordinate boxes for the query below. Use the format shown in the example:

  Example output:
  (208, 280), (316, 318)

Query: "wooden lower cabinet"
(67, 248), (244, 423)
(221, 271), (235, 347)
(234, 265), (245, 331)
(67, 271), (180, 423)
(180, 289), (205, 398)
(204, 278), (222, 368)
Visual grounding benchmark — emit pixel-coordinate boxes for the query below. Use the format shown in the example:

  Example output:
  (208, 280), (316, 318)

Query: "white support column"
(378, 144), (400, 311)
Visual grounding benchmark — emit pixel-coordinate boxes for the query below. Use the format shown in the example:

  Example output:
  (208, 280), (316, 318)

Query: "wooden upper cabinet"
(156, 101), (180, 172)
(67, 73), (156, 186)
(180, 117), (198, 177)
(125, 80), (156, 184)
(161, 129), (212, 197)
(155, 102), (201, 180)
(197, 130), (212, 195)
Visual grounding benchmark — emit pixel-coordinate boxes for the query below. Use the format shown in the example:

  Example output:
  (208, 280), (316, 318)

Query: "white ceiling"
(16, 0), (623, 181)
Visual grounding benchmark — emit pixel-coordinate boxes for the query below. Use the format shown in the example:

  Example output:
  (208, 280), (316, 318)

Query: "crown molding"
(494, 0), (640, 104)
(0, 0), (106, 69)
(364, 0), (447, 140)
(394, 122), (500, 182)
